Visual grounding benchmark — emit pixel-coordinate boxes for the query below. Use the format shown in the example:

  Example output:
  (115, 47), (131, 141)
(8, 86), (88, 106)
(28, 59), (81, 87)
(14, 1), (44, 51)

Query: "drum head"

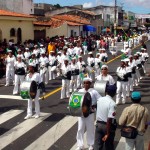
(30, 81), (37, 99)
(82, 92), (92, 117)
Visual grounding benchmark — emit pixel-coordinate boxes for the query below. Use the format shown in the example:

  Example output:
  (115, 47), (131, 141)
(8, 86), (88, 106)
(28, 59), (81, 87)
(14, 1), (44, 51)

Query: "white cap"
(34, 45), (38, 47)
(7, 50), (12, 53)
(40, 51), (45, 55)
(17, 49), (21, 52)
(83, 77), (92, 83)
(88, 52), (92, 55)
(78, 56), (82, 58)
(102, 48), (106, 51)
(50, 51), (54, 53)
(17, 54), (22, 58)
(101, 64), (108, 69)
(129, 55), (133, 58)
(72, 57), (76, 60)
(40, 44), (43, 47)
(124, 58), (130, 62)
(64, 57), (69, 61)
(25, 47), (29, 50)
(96, 53), (100, 56)
(29, 63), (36, 67)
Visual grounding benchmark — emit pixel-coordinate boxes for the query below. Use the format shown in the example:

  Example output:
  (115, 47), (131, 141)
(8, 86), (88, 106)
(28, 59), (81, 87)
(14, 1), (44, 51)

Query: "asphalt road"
(0, 41), (150, 150)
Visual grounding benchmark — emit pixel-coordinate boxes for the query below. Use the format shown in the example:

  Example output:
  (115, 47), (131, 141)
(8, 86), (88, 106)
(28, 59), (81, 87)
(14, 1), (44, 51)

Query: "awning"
(83, 25), (96, 32)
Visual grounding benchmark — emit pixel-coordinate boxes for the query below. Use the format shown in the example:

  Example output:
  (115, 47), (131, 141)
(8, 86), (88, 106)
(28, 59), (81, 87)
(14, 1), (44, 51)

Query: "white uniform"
(74, 46), (82, 56)
(77, 61), (86, 88)
(60, 64), (71, 99)
(116, 67), (128, 104)
(5, 55), (16, 85)
(48, 55), (57, 80)
(39, 56), (49, 84)
(87, 57), (95, 80)
(96, 74), (115, 85)
(25, 73), (41, 117)
(76, 88), (101, 149)
(94, 58), (101, 77)
(13, 61), (25, 94)
(70, 63), (79, 92)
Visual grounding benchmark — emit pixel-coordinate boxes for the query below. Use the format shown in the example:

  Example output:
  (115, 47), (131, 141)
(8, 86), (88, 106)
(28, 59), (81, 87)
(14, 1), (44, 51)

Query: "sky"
(34, 0), (150, 14)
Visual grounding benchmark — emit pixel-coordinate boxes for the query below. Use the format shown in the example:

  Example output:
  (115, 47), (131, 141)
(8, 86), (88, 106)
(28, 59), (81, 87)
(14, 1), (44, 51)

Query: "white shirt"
(39, 56), (49, 64)
(74, 47), (82, 56)
(24, 52), (31, 59)
(49, 55), (56, 66)
(14, 61), (25, 69)
(96, 95), (116, 122)
(78, 88), (101, 105)
(77, 61), (86, 72)
(96, 74), (115, 85)
(5, 55), (16, 70)
(61, 64), (71, 75)
(70, 63), (79, 71)
(26, 72), (41, 84)
(87, 57), (95, 66)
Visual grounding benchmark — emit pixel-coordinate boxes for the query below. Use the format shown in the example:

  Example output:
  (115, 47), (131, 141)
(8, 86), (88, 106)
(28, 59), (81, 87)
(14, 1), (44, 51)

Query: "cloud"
(124, 0), (150, 9)
(83, 2), (94, 8)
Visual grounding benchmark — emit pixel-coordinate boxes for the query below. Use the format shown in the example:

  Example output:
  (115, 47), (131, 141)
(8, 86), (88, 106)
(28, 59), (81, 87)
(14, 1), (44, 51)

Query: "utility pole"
(114, 0), (117, 36)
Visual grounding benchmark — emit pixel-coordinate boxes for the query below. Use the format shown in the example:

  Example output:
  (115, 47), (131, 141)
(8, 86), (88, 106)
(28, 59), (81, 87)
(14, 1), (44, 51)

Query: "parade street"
(0, 41), (150, 150)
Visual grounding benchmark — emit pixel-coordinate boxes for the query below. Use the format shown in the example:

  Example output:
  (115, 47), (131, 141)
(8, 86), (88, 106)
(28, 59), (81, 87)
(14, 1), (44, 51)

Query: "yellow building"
(0, 9), (35, 43)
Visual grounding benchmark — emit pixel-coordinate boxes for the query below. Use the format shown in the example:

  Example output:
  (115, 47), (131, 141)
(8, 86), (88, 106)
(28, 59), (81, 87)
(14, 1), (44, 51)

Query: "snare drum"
(94, 80), (108, 96)
(20, 81), (37, 99)
(68, 92), (92, 117)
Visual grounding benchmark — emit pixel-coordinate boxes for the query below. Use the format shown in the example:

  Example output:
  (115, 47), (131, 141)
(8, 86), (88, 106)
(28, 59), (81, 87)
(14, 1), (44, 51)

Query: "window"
(10, 28), (15, 37)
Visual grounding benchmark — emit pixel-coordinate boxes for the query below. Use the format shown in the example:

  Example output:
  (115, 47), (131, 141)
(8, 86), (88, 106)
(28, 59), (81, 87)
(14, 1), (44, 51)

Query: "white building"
(0, 0), (34, 15)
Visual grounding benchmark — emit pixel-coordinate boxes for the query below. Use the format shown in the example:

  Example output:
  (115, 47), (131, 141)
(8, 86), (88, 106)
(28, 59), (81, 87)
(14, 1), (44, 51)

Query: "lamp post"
(114, 0), (117, 36)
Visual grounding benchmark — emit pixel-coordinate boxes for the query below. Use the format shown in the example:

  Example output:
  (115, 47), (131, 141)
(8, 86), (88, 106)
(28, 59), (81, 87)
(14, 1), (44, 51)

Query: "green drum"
(68, 92), (92, 117)
(20, 81), (37, 99)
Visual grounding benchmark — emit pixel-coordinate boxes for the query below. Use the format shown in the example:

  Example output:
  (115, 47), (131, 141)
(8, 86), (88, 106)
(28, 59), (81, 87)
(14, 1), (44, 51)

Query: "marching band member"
(24, 47), (31, 64)
(48, 51), (57, 80)
(29, 52), (39, 72)
(70, 57), (79, 92)
(33, 45), (40, 58)
(129, 55), (137, 87)
(56, 51), (62, 77)
(24, 63), (44, 119)
(96, 65), (115, 85)
(39, 51), (49, 84)
(87, 52), (95, 81)
(94, 53), (102, 77)
(77, 56), (86, 88)
(39, 44), (46, 53)
(60, 58), (71, 99)
(99, 48), (108, 63)
(67, 43), (75, 57)
(16, 49), (25, 60)
(60, 46), (69, 64)
(5, 50), (16, 86)
(74, 42), (83, 56)
(76, 77), (101, 150)
(13, 55), (26, 95)
(116, 60), (128, 104)
(124, 58), (133, 97)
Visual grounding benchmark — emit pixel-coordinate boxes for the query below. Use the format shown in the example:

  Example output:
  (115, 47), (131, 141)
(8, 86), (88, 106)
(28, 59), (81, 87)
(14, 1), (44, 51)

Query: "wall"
(46, 23), (68, 37)
(0, 0), (34, 14)
(0, 17), (34, 43)
(67, 25), (81, 37)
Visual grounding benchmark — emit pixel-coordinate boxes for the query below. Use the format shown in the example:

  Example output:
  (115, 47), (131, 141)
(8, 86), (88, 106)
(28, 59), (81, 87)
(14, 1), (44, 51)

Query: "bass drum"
(20, 81), (37, 99)
(94, 80), (108, 96)
(68, 92), (92, 117)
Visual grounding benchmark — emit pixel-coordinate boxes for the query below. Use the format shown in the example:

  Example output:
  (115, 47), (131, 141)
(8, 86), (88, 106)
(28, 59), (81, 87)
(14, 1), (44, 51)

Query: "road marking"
(0, 110), (24, 124)
(0, 112), (51, 150)
(0, 95), (28, 100)
(25, 116), (77, 150)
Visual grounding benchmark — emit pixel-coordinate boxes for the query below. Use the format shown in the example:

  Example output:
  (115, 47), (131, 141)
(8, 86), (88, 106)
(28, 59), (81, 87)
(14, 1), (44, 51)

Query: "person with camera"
(119, 91), (149, 150)
(94, 84), (117, 150)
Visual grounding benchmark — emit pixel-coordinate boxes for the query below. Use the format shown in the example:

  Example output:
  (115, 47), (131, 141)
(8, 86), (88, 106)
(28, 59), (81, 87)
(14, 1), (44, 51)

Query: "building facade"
(0, 0), (34, 15)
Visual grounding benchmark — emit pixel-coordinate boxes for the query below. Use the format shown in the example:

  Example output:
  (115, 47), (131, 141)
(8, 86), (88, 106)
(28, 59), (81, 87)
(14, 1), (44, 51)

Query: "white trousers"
(126, 77), (133, 96)
(27, 90), (40, 116)
(95, 68), (101, 78)
(132, 74), (137, 86)
(49, 66), (56, 80)
(83, 46), (88, 54)
(76, 113), (95, 147)
(6, 69), (14, 85)
(77, 74), (83, 89)
(116, 81), (128, 104)
(70, 75), (77, 92)
(13, 74), (25, 94)
(125, 135), (144, 150)
(61, 79), (70, 99)
(40, 70), (48, 84)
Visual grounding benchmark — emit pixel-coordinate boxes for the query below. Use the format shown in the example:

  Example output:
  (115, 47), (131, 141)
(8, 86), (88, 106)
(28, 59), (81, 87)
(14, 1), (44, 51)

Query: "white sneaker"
(89, 146), (94, 150)
(5, 84), (9, 87)
(34, 114), (40, 119)
(24, 115), (32, 120)
(75, 147), (84, 150)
